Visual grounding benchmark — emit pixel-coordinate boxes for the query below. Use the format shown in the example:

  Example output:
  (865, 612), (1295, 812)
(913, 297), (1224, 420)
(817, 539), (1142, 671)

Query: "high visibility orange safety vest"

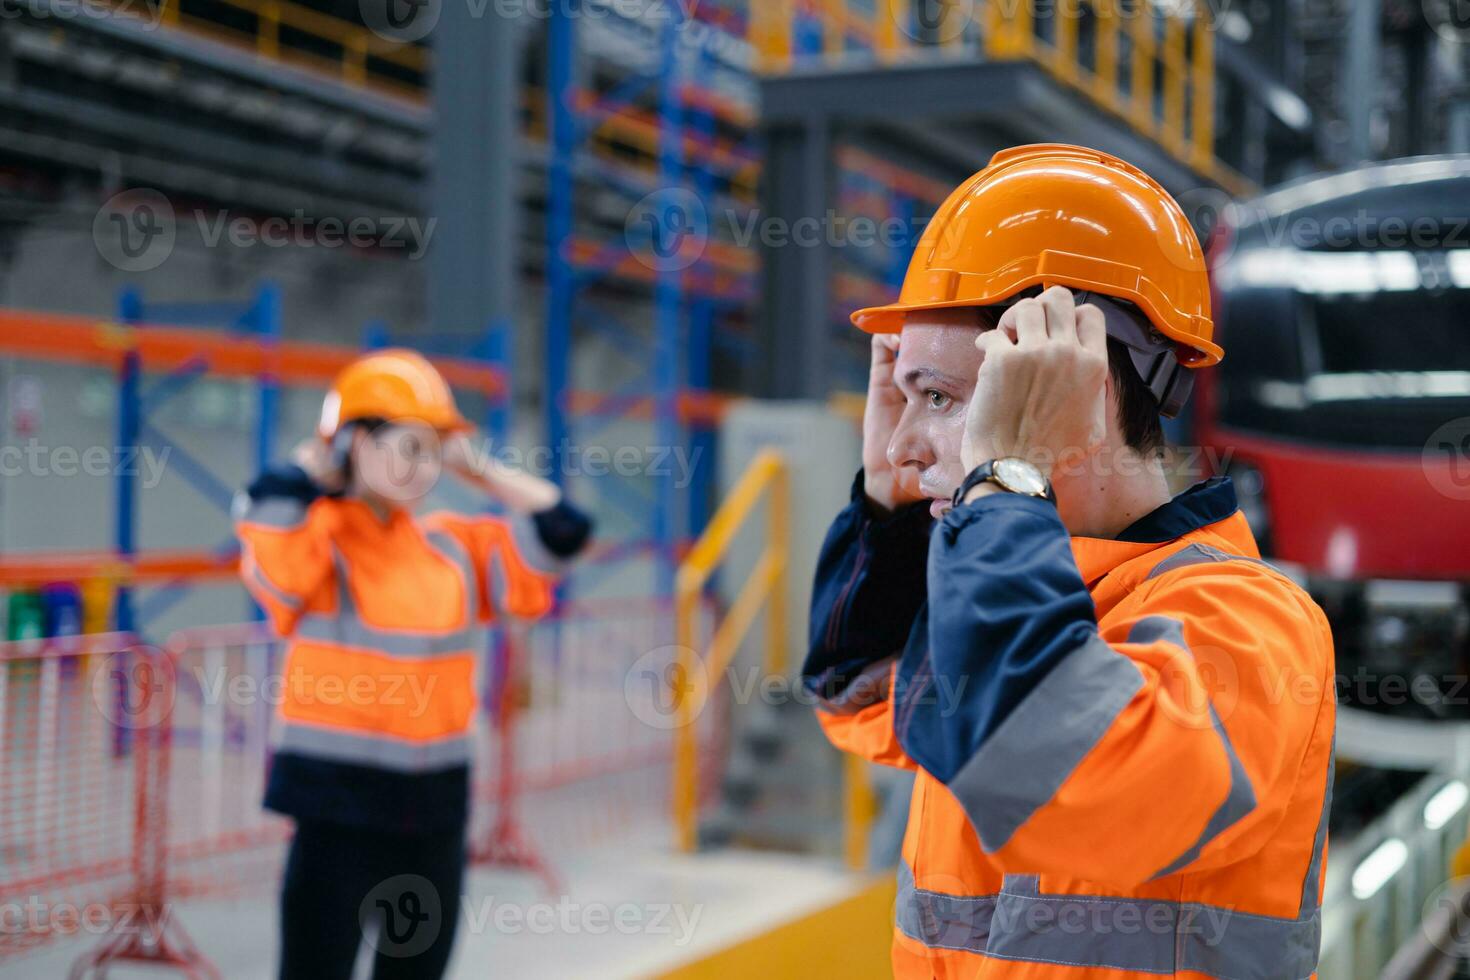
(805, 474), (1335, 979)
(236, 467), (569, 833)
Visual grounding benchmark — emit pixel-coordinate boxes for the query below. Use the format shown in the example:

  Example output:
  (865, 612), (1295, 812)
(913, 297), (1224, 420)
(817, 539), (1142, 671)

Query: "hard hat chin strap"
(980, 287), (1196, 419)
(1071, 291), (1194, 420)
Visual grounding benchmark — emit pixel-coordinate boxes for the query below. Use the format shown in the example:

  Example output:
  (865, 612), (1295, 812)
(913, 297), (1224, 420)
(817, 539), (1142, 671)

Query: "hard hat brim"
(851, 272), (1223, 368)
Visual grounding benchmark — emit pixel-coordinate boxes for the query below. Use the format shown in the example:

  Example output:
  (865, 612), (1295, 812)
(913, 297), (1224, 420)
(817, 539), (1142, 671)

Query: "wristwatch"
(952, 457), (1056, 506)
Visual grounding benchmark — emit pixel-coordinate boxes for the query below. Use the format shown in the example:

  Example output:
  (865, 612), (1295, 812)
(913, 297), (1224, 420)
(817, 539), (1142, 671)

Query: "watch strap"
(952, 458), (1056, 506)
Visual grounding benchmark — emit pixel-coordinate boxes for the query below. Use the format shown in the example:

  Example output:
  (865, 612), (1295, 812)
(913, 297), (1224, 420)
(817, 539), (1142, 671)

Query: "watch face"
(995, 457), (1047, 496)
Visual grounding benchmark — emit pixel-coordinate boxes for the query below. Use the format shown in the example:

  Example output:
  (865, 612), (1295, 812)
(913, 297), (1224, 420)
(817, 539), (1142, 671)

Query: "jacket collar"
(1116, 477), (1239, 544)
(1069, 478), (1241, 587)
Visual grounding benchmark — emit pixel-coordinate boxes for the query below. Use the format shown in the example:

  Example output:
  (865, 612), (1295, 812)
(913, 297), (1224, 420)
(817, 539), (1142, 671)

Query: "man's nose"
(887, 419), (934, 476)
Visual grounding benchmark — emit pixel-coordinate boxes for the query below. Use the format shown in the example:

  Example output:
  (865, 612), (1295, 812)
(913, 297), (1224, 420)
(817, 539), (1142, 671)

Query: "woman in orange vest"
(235, 350), (592, 980)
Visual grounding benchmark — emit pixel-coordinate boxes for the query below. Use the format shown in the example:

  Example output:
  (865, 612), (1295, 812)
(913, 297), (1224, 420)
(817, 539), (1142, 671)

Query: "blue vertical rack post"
(114, 288), (144, 639)
(111, 284), (283, 636)
(112, 288), (143, 756)
(541, 0), (736, 601)
(545, 0), (577, 499)
(652, 8), (687, 595)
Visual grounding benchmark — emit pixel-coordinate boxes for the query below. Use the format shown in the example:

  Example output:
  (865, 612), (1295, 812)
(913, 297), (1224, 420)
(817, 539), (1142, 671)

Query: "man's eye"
(926, 389), (951, 410)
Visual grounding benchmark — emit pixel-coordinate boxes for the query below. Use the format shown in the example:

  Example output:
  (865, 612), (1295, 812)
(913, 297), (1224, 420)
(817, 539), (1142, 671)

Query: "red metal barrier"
(0, 633), (214, 978)
(0, 597), (726, 975)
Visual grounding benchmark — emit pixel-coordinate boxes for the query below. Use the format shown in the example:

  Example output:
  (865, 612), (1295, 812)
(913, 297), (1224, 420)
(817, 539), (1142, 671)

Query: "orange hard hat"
(852, 144), (1221, 367)
(318, 348), (470, 438)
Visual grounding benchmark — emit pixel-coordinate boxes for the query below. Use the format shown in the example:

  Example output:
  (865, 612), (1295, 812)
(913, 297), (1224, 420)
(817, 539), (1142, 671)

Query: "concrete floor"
(6, 838), (867, 979)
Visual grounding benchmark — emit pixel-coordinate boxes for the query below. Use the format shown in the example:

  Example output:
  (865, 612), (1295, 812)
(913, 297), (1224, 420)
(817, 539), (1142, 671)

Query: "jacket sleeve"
(900, 492), (1335, 886)
(801, 470), (933, 770)
(424, 500), (592, 622)
(234, 465), (335, 634)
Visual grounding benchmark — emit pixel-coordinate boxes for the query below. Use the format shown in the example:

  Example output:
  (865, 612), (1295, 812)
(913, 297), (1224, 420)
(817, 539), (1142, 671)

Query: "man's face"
(889, 310), (984, 517)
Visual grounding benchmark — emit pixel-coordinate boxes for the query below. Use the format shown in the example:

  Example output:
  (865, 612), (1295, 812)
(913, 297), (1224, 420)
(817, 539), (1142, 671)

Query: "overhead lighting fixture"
(1425, 781), (1470, 830)
(1351, 838), (1408, 900)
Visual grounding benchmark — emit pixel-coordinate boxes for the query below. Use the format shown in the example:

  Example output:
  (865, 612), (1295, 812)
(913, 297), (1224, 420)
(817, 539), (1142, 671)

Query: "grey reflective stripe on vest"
(1300, 733), (1335, 915)
(424, 529), (479, 625)
(241, 496), (309, 529)
(947, 633), (1144, 852)
(243, 559), (303, 611)
(275, 722), (473, 772)
(1128, 617), (1259, 880)
(896, 862), (1320, 979)
(1146, 543), (1274, 581)
(482, 526), (534, 617)
(895, 861), (997, 952)
(301, 537), (480, 657)
(294, 614), (482, 657)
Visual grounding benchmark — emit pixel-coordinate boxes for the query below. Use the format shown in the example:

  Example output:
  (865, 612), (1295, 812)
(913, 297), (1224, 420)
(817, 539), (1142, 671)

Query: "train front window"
(1217, 253), (1470, 449)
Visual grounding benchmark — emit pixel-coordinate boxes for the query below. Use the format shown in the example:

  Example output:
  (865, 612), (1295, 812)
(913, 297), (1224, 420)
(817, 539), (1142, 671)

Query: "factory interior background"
(1, 0), (1470, 975)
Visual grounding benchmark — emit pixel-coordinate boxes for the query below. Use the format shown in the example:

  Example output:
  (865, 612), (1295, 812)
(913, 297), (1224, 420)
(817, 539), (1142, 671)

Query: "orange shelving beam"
(0, 550), (240, 588)
(0, 309), (507, 398)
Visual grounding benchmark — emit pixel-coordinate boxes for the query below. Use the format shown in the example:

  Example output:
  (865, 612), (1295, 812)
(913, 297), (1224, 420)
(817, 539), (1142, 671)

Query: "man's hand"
(862, 334), (922, 514)
(961, 286), (1109, 477)
(291, 437), (346, 494)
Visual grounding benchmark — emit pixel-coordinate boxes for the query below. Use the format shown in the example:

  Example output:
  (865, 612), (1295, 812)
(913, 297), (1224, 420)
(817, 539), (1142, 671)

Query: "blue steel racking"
(543, 0), (752, 598)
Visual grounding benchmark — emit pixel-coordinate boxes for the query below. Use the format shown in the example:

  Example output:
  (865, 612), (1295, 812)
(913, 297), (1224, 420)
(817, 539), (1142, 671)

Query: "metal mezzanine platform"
(751, 0), (1318, 397)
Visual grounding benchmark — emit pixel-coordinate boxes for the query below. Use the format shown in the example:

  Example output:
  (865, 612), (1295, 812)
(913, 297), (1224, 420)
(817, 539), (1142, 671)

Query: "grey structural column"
(430, 0), (521, 344)
(1342, 0), (1381, 164)
(758, 114), (834, 399)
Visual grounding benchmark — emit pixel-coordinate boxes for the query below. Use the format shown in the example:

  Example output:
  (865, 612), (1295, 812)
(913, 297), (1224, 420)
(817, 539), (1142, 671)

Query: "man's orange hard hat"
(318, 349), (471, 438)
(852, 144), (1222, 367)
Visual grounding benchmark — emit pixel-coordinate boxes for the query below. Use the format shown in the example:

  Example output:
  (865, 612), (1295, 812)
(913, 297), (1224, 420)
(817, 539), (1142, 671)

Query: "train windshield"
(1216, 251), (1470, 449)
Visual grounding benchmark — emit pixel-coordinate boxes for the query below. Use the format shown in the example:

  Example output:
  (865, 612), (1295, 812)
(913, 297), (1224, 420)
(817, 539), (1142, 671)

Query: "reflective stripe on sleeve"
(1146, 542), (1274, 580)
(946, 633), (1143, 852)
(896, 862), (1321, 979)
(243, 558), (305, 611)
(240, 497), (309, 530)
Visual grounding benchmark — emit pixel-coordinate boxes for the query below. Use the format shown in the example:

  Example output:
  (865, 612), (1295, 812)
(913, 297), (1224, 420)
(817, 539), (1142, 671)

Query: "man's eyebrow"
(901, 367), (967, 388)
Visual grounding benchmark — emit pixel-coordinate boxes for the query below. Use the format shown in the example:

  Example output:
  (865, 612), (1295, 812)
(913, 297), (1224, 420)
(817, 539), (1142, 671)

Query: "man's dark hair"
(1107, 339), (1166, 457)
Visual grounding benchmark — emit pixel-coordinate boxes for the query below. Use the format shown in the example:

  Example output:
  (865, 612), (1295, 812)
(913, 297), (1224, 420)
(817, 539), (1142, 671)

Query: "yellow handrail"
(671, 448), (877, 869)
(673, 449), (789, 853)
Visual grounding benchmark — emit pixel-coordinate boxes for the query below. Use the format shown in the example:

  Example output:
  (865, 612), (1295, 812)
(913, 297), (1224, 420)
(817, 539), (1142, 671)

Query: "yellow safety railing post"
(672, 450), (787, 853)
(1094, 0), (1119, 110)
(843, 752), (876, 871)
(983, 0), (1010, 59)
(764, 463), (789, 678)
(1011, 0), (1034, 57)
(160, 0), (180, 26)
(1054, 0), (1079, 83)
(749, 0), (794, 72)
(1129, 0), (1156, 133)
(1162, 7), (1186, 153)
(875, 0), (902, 60)
(1190, 0), (1215, 168)
(824, 0), (846, 59)
(345, 34), (368, 84)
(259, 1), (280, 59)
